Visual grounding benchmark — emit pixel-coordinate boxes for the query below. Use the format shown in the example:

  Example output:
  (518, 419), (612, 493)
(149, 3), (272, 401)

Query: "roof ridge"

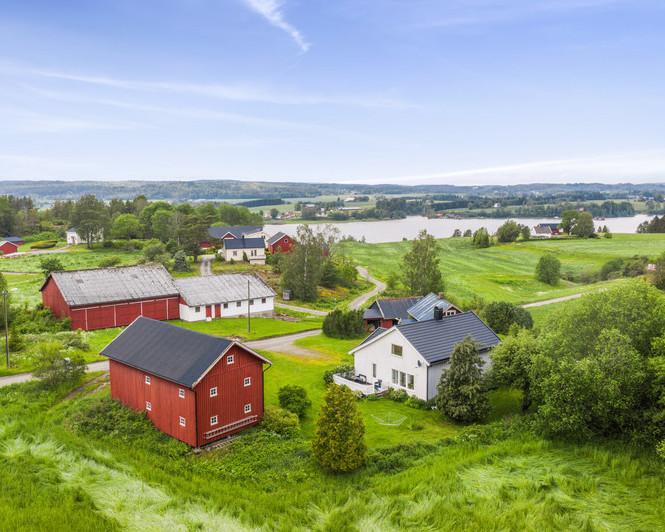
(51, 263), (168, 275)
(396, 310), (475, 328)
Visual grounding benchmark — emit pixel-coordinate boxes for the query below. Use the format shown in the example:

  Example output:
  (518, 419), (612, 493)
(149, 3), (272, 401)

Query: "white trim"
(178, 388), (185, 399)
(243, 376), (251, 387)
(210, 415), (218, 426)
(210, 386), (218, 397)
(226, 354), (235, 365)
(191, 342), (272, 388)
(244, 403), (252, 414)
(179, 416), (186, 427)
(145, 401), (152, 411)
(145, 375), (151, 385)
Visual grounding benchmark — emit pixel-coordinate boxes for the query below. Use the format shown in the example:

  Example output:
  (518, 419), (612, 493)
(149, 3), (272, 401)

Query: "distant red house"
(40, 264), (180, 331)
(267, 232), (294, 254)
(0, 241), (19, 255)
(103, 317), (271, 447)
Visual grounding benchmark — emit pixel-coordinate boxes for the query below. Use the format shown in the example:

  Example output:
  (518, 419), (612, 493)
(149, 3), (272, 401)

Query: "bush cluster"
(322, 309), (364, 339)
(323, 364), (354, 385)
(30, 240), (58, 249)
(278, 385), (311, 419)
(482, 301), (533, 334)
(261, 406), (300, 437)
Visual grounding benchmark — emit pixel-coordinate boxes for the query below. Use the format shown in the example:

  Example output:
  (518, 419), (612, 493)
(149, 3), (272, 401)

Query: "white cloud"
(242, 0), (310, 52)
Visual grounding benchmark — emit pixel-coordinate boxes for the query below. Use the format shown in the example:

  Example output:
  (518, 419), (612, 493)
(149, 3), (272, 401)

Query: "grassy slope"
(0, 246), (143, 273)
(341, 233), (665, 304)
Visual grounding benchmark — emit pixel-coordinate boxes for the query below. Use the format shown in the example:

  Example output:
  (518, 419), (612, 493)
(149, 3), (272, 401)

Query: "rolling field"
(341, 233), (665, 304)
(0, 246), (143, 273)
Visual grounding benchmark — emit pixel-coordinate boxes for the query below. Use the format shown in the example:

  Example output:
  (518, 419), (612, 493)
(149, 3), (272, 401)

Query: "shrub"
(313, 384), (366, 472)
(98, 256), (121, 268)
(404, 395), (432, 410)
(33, 341), (86, 389)
(24, 231), (59, 243)
(385, 388), (409, 402)
(535, 254), (560, 285)
(323, 309), (364, 339)
(60, 331), (89, 351)
(39, 257), (64, 276)
(172, 250), (190, 272)
(278, 385), (311, 419)
(482, 301), (533, 334)
(601, 258), (624, 280)
(261, 406), (300, 437)
(323, 364), (354, 385)
(472, 227), (491, 248)
(30, 240), (58, 249)
(623, 256), (648, 278)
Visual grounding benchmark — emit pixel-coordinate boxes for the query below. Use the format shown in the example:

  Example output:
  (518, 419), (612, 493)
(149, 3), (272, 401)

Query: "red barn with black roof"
(103, 317), (271, 447)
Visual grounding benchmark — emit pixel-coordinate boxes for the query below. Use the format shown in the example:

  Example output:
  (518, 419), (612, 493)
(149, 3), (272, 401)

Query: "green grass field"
(0, 246), (143, 273)
(341, 233), (665, 305)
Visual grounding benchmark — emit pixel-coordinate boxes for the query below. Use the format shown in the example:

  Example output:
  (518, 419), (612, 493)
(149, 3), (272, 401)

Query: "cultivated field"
(341, 233), (665, 305)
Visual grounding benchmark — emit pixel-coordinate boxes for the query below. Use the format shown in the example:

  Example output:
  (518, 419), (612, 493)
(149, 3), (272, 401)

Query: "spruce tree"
(436, 337), (489, 423)
(313, 384), (366, 472)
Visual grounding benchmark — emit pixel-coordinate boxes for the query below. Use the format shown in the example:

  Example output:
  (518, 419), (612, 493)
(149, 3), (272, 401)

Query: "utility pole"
(247, 278), (251, 335)
(3, 290), (9, 369)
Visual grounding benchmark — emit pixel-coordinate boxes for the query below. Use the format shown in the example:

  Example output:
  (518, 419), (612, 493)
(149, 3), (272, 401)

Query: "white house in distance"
(220, 237), (266, 265)
(347, 311), (500, 401)
(66, 227), (103, 245)
(175, 274), (275, 322)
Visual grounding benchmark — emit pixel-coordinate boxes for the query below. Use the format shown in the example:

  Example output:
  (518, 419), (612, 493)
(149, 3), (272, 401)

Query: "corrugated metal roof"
(44, 264), (179, 307)
(396, 311), (500, 364)
(267, 232), (287, 245)
(407, 292), (456, 322)
(175, 274), (276, 307)
(208, 226), (262, 239)
(102, 317), (270, 387)
(224, 237), (265, 250)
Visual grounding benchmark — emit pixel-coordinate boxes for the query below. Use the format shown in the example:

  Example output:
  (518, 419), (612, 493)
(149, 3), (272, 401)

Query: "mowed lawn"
(0, 246), (143, 273)
(341, 233), (665, 304)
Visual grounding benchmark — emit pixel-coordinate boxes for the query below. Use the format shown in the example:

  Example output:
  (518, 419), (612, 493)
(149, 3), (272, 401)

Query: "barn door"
(206, 305), (212, 318)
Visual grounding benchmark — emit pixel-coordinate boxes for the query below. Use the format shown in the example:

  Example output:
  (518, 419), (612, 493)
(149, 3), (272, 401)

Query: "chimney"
(433, 306), (444, 320)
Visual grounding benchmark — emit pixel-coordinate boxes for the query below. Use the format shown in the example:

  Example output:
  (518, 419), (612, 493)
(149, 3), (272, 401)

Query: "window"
(210, 415), (218, 426)
(391, 369), (398, 385)
(223, 303), (229, 309)
(400, 371), (406, 387)
(195, 306), (201, 313)
(407, 374), (414, 390)
(210, 386), (218, 397)
(178, 388), (185, 399)
(261, 298), (266, 304)
(244, 403), (252, 414)
(145, 401), (152, 411)
(236, 301), (242, 308)
(372, 363), (377, 378)
(233, 250), (238, 257)
(179, 416), (186, 427)
(244, 377), (251, 387)
(145, 375), (151, 385)
(251, 249), (257, 256)
(250, 299), (255, 306)
(391, 344), (403, 357)
(227, 355), (234, 365)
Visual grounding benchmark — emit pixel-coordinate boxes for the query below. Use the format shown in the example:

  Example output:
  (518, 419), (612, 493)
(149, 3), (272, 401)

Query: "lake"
(265, 215), (654, 244)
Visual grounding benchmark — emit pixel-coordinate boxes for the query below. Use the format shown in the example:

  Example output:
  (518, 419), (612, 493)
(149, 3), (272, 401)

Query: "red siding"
(0, 242), (18, 255)
(194, 344), (265, 447)
(268, 235), (294, 254)
(206, 305), (212, 318)
(109, 360), (198, 446)
(42, 277), (181, 331)
(380, 318), (396, 329)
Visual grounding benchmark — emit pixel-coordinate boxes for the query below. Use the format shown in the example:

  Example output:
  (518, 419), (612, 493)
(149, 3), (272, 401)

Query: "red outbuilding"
(103, 317), (271, 447)
(267, 231), (294, 254)
(0, 240), (19, 255)
(40, 264), (180, 331)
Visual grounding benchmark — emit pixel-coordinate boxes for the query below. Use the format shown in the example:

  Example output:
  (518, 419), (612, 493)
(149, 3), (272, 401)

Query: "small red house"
(267, 232), (294, 254)
(40, 264), (180, 331)
(0, 240), (19, 255)
(103, 317), (271, 447)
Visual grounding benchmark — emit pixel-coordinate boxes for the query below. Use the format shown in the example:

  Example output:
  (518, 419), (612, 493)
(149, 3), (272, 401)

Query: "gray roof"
(267, 231), (288, 245)
(224, 237), (265, 250)
(102, 317), (270, 387)
(175, 274), (276, 306)
(396, 311), (500, 364)
(2, 236), (23, 243)
(362, 297), (421, 321)
(42, 264), (179, 307)
(357, 327), (387, 347)
(208, 225), (262, 239)
(407, 292), (457, 322)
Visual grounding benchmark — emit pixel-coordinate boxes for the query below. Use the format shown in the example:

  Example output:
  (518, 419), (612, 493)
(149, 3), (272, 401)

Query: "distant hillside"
(0, 179), (664, 202)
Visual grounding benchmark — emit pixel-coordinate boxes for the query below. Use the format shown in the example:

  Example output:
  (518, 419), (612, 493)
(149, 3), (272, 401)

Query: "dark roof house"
(208, 225), (263, 240)
(223, 237), (266, 250)
(363, 297), (421, 325)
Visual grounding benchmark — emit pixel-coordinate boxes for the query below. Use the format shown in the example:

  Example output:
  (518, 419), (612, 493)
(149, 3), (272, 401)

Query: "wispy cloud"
(242, 0), (310, 52)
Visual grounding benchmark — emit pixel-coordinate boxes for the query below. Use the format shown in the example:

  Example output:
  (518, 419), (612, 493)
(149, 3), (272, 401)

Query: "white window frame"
(243, 377), (251, 387)
(145, 375), (151, 385)
(372, 363), (377, 378)
(407, 374), (415, 390)
(210, 415), (218, 426)
(210, 386), (218, 397)
(400, 371), (406, 387)
(244, 403), (252, 414)
(178, 388), (185, 399)
(179, 416), (186, 427)
(145, 401), (152, 411)
(195, 306), (201, 313)
(391, 369), (398, 385)
(227, 354), (235, 365)
(391, 344), (403, 357)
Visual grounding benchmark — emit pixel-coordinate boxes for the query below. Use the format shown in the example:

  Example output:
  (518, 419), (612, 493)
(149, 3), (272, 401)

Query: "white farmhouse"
(66, 227), (103, 245)
(175, 274), (275, 322)
(348, 312), (500, 401)
(220, 236), (266, 265)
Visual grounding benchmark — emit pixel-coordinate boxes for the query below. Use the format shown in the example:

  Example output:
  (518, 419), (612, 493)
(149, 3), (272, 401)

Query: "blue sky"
(1, 0), (664, 184)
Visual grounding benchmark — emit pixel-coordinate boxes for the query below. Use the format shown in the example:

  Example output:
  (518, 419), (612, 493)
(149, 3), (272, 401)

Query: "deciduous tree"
(402, 230), (444, 296)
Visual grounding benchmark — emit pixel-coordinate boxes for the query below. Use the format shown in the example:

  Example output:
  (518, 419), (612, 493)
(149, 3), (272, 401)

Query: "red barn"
(103, 317), (271, 447)
(267, 231), (294, 254)
(40, 264), (180, 331)
(0, 240), (19, 255)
